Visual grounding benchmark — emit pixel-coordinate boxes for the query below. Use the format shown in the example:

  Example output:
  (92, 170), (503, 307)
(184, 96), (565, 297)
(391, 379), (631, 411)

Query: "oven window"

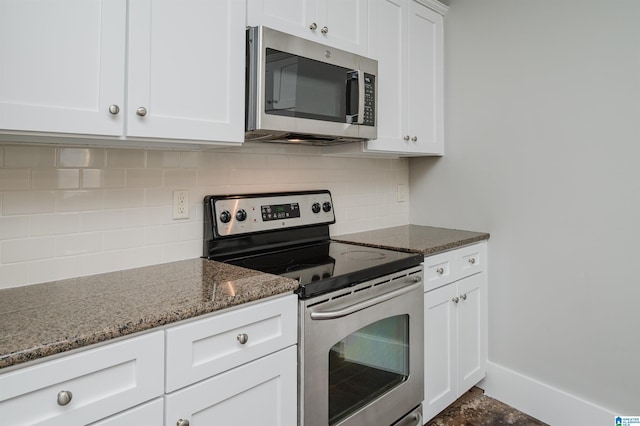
(328, 315), (409, 425)
(264, 48), (347, 123)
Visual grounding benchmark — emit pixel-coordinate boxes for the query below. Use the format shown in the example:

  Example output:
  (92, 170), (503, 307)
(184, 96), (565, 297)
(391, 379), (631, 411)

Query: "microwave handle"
(346, 70), (365, 125)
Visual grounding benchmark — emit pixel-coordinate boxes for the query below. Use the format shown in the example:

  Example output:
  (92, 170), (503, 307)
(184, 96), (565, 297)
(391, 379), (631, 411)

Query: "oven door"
(299, 267), (424, 426)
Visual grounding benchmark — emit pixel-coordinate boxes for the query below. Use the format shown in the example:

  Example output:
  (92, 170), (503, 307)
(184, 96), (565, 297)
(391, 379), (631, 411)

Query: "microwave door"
(346, 70), (365, 125)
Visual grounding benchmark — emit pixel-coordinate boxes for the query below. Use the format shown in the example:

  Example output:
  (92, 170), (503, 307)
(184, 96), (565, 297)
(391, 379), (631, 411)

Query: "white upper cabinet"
(127, 0), (245, 143)
(324, 0), (446, 157)
(366, 0), (445, 155)
(0, 0), (245, 146)
(0, 0), (127, 136)
(247, 0), (369, 55)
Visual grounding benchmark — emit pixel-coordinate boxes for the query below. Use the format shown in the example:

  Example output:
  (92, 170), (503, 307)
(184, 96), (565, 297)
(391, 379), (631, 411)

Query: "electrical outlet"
(172, 190), (189, 219)
(397, 184), (407, 202)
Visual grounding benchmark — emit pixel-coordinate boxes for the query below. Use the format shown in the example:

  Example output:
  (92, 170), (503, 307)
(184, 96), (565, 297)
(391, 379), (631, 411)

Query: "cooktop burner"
(203, 190), (423, 298)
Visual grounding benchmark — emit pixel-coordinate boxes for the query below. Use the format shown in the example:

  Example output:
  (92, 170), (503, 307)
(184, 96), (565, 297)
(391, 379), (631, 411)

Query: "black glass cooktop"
(223, 241), (423, 299)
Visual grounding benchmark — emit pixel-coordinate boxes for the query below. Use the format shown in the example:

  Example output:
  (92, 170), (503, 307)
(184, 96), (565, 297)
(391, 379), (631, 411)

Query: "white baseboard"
(477, 361), (615, 426)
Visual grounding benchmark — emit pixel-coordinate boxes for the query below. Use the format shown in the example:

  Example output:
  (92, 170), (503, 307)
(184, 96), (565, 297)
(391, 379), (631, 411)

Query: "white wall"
(410, 0), (639, 417)
(0, 143), (409, 288)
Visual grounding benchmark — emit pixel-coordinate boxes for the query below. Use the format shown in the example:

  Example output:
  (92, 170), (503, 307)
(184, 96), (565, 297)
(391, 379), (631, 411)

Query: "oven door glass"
(264, 48), (354, 123)
(328, 315), (409, 425)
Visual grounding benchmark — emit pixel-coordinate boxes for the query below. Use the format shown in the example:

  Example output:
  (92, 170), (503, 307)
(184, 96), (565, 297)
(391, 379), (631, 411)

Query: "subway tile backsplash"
(0, 143), (410, 288)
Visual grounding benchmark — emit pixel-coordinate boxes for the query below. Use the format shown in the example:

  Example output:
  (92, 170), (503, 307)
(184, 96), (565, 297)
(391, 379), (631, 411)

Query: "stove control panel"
(207, 190), (336, 237)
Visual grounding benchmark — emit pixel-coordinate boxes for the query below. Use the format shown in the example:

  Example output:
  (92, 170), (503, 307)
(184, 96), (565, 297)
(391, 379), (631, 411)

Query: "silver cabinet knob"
(321, 26), (328, 34)
(108, 104), (120, 115)
(452, 297), (459, 304)
(468, 258), (476, 264)
(460, 293), (467, 300)
(237, 333), (249, 344)
(436, 267), (444, 275)
(411, 136), (418, 142)
(309, 22), (317, 30)
(57, 390), (73, 406)
(176, 419), (190, 426)
(136, 107), (147, 117)
(404, 135), (410, 141)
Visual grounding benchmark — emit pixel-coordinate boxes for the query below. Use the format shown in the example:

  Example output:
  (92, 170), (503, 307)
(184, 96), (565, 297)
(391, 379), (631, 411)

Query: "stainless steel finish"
(404, 135), (410, 141)
(411, 136), (418, 142)
(452, 296), (459, 303)
(309, 22), (317, 30)
(136, 107), (147, 117)
(237, 333), (249, 344)
(310, 277), (422, 320)
(436, 267), (444, 275)
(469, 257), (476, 264)
(300, 266), (424, 426)
(392, 405), (423, 426)
(245, 26), (377, 145)
(321, 26), (328, 34)
(108, 104), (120, 115)
(176, 419), (190, 426)
(460, 293), (467, 300)
(56, 390), (72, 406)
(212, 190), (335, 237)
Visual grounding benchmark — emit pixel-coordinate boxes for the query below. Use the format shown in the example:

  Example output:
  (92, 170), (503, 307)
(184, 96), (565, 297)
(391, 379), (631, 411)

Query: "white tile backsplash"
(0, 143), (409, 288)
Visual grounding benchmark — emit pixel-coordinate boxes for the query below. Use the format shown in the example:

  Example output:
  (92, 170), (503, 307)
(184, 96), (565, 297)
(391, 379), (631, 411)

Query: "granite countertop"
(0, 258), (298, 370)
(334, 225), (489, 256)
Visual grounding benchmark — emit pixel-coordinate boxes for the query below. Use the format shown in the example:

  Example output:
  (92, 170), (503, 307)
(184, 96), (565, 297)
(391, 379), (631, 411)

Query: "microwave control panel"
(363, 73), (375, 127)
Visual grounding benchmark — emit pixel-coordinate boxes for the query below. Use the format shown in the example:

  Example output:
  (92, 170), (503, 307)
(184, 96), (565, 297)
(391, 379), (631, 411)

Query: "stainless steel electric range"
(203, 190), (424, 426)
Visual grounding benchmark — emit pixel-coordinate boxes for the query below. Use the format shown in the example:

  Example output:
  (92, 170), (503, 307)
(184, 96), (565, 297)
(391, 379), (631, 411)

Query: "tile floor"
(425, 387), (548, 426)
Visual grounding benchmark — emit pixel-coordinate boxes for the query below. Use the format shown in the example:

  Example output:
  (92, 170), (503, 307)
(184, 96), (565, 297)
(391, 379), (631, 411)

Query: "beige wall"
(410, 0), (640, 417)
(0, 143), (409, 288)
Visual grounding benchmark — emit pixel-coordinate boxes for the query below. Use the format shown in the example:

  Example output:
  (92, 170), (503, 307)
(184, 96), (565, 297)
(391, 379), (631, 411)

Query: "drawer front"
(165, 345), (297, 426)
(423, 250), (456, 292)
(424, 242), (487, 292)
(456, 242), (486, 280)
(0, 331), (164, 426)
(165, 294), (297, 392)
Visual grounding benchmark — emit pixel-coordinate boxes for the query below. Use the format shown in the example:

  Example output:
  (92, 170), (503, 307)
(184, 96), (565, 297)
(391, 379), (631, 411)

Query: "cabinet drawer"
(424, 242), (487, 292)
(165, 294), (297, 392)
(0, 331), (164, 426)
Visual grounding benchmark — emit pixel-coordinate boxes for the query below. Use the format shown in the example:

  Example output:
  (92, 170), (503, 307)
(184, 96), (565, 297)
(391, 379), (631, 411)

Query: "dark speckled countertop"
(334, 225), (489, 256)
(0, 258), (298, 370)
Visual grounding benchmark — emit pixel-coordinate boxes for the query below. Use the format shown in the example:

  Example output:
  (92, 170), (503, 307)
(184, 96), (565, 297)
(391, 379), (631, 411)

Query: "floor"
(424, 387), (549, 426)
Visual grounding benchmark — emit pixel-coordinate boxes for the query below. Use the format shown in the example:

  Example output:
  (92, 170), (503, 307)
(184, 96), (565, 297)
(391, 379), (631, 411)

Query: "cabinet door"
(165, 346), (297, 426)
(127, 0), (245, 143)
(88, 398), (163, 426)
(406, 1), (444, 154)
(364, 0), (410, 154)
(246, 0), (317, 42)
(423, 283), (458, 420)
(320, 0), (369, 55)
(457, 272), (487, 392)
(0, 0), (126, 136)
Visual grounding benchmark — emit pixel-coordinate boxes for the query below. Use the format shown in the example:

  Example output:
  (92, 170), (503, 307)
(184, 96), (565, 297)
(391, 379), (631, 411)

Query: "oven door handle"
(309, 276), (422, 320)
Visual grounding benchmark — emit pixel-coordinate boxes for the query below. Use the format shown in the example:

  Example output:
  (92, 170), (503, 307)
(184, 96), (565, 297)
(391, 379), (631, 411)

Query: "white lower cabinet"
(88, 398), (164, 425)
(0, 294), (299, 426)
(0, 331), (165, 426)
(423, 242), (488, 421)
(164, 294), (298, 426)
(165, 346), (297, 426)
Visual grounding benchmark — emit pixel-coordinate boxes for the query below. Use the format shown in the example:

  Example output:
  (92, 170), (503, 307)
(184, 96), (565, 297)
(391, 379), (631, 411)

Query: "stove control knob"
(312, 202), (321, 213)
(322, 202), (332, 212)
(236, 209), (247, 221)
(219, 210), (232, 223)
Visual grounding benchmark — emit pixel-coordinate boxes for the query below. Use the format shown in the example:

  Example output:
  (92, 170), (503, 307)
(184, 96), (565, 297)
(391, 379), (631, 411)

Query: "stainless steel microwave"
(246, 26), (377, 145)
